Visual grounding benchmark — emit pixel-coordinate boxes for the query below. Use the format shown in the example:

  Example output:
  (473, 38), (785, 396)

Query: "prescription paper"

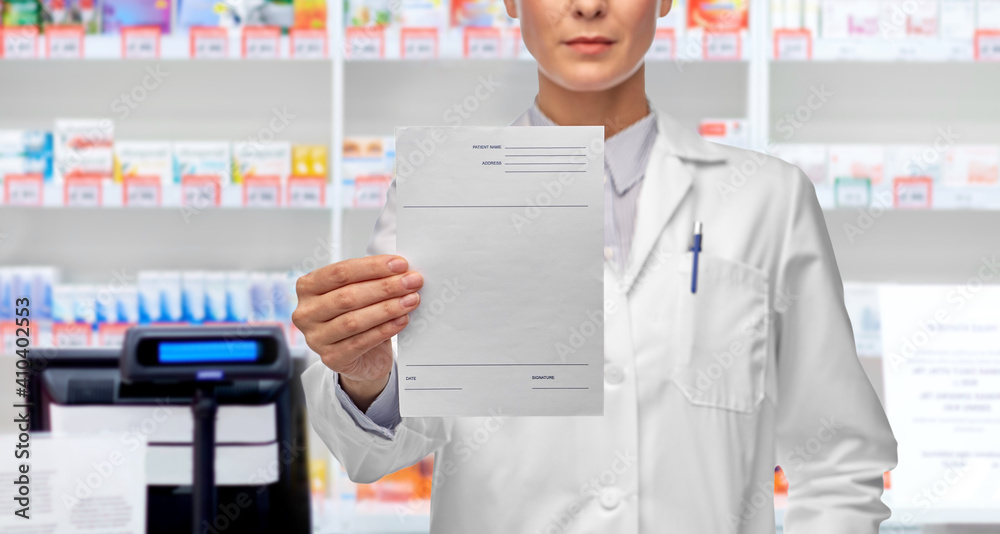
(395, 126), (604, 417)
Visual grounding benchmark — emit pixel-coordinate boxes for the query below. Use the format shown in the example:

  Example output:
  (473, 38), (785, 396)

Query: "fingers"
(296, 255), (408, 296)
(309, 291), (421, 346)
(324, 315), (411, 373)
(297, 270), (424, 325)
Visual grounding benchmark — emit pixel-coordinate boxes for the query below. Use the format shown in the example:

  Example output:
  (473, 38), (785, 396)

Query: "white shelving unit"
(3, 1), (1000, 532)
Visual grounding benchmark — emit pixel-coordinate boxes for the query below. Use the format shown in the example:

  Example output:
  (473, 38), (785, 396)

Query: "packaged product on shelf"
(204, 271), (228, 322)
(0, 130), (52, 155)
(114, 141), (173, 185)
(100, 0), (172, 34)
(52, 284), (76, 324)
(398, 0), (447, 27)
(116, 285), (139, 324)
(73, 284), (98, 325)
(0, 267), (56, 320)
(173, 142), (232, 184)
(158, 271), (183, 323)
(0, 153), (53, 182)
(181, 271), (207, 323)
(293, 0), (325, 29)
(232, 141), (292, 184)
(211, 0), (294, 30)
(226, 271), (251, 323)
(886, 145), (944, 183)
(41, 0), (99, 33)
(54, 119), (114, 182)
(802, 0), (820, 36)
(346, 0), (393, 26)
(828, 145), (885, 185)
(2, 0), (42, 27)
(271, 272), (294, 322)
(137, 271), (161, 323)
(820, 0), (880, 38)
(291, 144), (329, 179)
(686, 0), (749, 32)
(887, 0), (939, 37)
(940, 0), (976, 39)
(176, 0), (221, 29)
(698, 119), (749, 150)
(771, 144), (828, 185)
(249, 272), (275, 322)
(943, 145), (1000, 186)
(980, 0), (1000, 29)
(451, 0), (514, 27)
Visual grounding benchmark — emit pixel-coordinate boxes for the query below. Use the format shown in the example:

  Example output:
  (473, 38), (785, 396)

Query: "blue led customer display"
(158, 340), (260, 364)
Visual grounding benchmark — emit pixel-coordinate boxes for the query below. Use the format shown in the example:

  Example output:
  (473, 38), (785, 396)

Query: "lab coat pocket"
(670, 253), (769, 414)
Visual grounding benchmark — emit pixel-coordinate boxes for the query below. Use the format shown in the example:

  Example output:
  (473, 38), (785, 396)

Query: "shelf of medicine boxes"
(342, 24), (751, 61)
(0, 181), (338, 208)
(769, 59), (1000, 211)
(0, 32), (331, 60)
(769, 31), (997, 62)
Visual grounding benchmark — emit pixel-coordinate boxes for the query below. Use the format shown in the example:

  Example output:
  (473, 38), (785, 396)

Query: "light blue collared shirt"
(334, 101), (659, 437)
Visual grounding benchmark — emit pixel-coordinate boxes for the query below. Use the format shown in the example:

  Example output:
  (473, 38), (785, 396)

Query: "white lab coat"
(301, 110), (897, 533)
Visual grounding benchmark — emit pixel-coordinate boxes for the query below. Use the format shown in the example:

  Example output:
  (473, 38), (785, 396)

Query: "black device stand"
(192, 385), (218, 534)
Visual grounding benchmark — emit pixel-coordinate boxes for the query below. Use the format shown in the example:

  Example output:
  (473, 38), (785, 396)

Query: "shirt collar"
(522, 101), (658, 195)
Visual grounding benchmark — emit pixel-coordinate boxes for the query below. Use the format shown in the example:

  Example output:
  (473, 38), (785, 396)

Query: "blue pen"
(690, 221), (703, 294)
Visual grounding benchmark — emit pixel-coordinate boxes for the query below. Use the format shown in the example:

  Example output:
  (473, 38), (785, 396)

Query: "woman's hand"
(292, 255), (423, 410)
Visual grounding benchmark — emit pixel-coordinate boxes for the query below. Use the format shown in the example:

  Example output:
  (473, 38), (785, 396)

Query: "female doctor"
(295, 0), (898, 532)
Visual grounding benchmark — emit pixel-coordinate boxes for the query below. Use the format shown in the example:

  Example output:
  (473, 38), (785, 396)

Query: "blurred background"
(1, 0), (999, 532)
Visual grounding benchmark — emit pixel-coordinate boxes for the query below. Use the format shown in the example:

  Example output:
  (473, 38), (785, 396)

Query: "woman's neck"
(535, 65), (650, 139)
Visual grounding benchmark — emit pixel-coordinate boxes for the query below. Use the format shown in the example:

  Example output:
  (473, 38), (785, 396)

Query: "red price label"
(774, 29), (811, 61)
(47, 25), (84, 59)
(242, 175), (282, 207)
(123, 175), (161, 207)
(243, 26), (280, 59)
(98, 323), (135, 347)
(181, 174), (222, 208)
(346, 26), (384, 59)
(3, 174), (44, 206)
(401, 27), (438, 59)
(53, 322), (92, 347)
(975, 30), (1000, 61)
(291, 28), (327, 59)
(122, 26), (161, 59)
(190, 27), (229, 59)
(648, 28), (676, 60)
(287, 177), (326, 207)
(704, 30), (741, 61)
(64, 174), (104, 207)
(2, 26), (39, 58)
(894, 177), (933, 209)
(464, 27), (501, 58)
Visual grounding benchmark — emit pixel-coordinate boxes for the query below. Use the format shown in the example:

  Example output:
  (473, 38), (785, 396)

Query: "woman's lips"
(564, 37), (615, 55)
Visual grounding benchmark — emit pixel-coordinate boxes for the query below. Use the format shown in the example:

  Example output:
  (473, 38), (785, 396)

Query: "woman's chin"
(538, 60), (645, 94)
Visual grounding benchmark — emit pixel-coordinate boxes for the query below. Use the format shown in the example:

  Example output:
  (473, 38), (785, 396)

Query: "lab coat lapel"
(623, 112), (728, 292)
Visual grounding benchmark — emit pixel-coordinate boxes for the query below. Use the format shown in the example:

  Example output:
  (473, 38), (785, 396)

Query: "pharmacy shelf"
(0, 33), (330, 61)
(343, 24), (751, 62)
(814, 184), (1000, 211)
(316, 500), (430, 534)
(772, 36), (985, 62)
(0, 181), (338, 209)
